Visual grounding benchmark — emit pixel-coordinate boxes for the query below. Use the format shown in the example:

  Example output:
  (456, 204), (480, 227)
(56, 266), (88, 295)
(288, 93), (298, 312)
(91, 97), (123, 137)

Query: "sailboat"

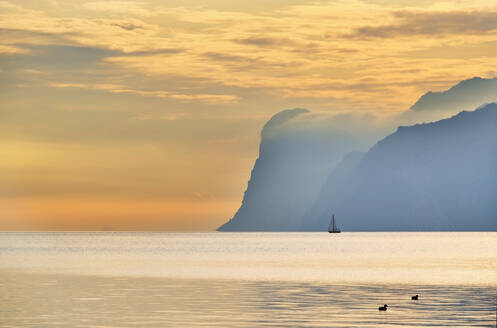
(328, 214), (341, 233)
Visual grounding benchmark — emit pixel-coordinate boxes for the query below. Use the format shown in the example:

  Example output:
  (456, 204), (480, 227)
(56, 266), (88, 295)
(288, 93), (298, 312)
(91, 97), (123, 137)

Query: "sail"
(328, 214), (340, 233)
(329, 215), (336, 232)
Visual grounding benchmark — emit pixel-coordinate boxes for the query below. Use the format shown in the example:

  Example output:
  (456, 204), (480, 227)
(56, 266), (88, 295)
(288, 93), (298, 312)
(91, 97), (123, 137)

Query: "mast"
(329, 214), (336, 232)
(328, 213), (340, 233)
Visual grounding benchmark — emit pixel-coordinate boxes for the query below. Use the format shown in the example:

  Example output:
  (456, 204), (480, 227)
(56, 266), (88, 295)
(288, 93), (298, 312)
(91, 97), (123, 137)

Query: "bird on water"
(378, 304), (388, 311)
(411, 294), (419, 300)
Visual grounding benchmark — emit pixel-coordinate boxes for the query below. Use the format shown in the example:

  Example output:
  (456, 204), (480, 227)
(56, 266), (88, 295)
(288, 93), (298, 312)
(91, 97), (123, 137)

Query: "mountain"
(218, 76), (497, 232)
(218, 109), (370, 231)
(304, 151), (364, 229)
(308, 103), (497, 231)
(410, 77), (497, 113)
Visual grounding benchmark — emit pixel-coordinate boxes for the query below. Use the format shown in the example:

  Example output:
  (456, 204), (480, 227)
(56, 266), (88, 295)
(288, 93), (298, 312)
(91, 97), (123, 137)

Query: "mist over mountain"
(308, 103), (497, 231)
(304, 151), (364, 230)
(410, 77), (497, 113)
(219, 77), (497, 231)
(218, 109), (378, 231)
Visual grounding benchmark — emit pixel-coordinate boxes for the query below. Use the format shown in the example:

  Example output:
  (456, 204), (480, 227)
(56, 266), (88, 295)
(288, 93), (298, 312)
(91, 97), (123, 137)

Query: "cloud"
(0, 27), (77, 46)
(403, 41), (497, 59)
(35, 44), (118, 62)
(202, 52), (255, 63)
(347, 10), (497, 38)
(47, 82), (239, 104)
(3, 1), (497, 114)
(111, 23), (144, 31)
(83, 1), (153, 16)
(0, 42), (183, 85)
(0, 44), (30, 54)
(233, 36), (296, 47)
(123, 48), (184, 56)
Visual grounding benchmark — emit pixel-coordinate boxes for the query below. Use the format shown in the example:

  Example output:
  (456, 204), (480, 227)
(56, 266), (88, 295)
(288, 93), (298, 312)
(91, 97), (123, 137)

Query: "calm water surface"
(0, 232), (496, 327)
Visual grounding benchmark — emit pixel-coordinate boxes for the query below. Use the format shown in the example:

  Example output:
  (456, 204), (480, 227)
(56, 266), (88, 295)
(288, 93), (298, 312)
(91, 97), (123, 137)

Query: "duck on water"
(378, 295), (419, 311)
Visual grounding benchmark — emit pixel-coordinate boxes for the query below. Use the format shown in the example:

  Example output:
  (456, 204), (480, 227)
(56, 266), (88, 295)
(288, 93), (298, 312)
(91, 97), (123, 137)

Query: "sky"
(1, 0), (497, 230)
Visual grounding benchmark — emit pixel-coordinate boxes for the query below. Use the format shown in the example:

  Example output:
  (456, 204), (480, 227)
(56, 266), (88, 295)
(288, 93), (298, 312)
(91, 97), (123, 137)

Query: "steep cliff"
(218, 109), (368, 231)
(309, 103), (497, 231)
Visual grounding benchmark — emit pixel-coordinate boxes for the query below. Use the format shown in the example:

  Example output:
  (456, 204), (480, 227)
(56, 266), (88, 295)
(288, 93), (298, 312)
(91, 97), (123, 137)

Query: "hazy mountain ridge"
(303, 151), (365, 230)
(219, 77), (497, 231)
(309, 103), (497, 231)
(218, 109), (368, 231)
(410, 76), (497, 113)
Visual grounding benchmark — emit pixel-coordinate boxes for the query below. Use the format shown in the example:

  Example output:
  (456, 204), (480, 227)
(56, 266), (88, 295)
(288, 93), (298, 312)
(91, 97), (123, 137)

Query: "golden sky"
(1, 0), (497, 230)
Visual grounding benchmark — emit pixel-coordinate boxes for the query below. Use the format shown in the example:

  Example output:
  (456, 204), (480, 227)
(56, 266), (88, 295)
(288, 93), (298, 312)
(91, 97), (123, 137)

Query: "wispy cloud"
(111, 23), (144, 31)
(202, 52), (255, 63)
(233, 36), (296, 47)
(82, 1), (154, 16)
(122, 48), (185, 56)
(347, 10), (497, 38)
(47, 82), (239, 104)
(2, 1), (497, 110)
(0, 44), (30, 54)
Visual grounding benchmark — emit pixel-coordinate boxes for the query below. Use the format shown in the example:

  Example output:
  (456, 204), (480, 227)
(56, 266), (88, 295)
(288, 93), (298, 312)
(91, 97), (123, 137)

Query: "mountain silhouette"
(307, 103), (497, 231)
(218, 77), (497, 231)
(410, 77), (497, 113)
(218, 109), (367, 231)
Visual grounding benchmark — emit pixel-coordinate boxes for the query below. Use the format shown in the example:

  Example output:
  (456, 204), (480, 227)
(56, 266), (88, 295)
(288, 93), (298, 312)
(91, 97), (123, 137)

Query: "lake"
(1, 232), (496, 327)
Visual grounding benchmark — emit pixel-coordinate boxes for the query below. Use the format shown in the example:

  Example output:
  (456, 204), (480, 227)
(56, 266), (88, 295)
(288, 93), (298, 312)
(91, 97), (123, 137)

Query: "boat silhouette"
(328, 214), (341, 233)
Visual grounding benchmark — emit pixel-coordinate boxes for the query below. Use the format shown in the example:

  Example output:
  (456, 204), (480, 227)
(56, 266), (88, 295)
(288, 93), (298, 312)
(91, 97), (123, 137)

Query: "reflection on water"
(1, 232), (497, 285)
(0, 272), (495, 327)
(0, 232), (496, 327)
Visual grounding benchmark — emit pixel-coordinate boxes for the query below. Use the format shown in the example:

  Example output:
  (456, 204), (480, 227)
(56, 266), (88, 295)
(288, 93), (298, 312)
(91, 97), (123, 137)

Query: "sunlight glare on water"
(0, 232), (496, 327)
